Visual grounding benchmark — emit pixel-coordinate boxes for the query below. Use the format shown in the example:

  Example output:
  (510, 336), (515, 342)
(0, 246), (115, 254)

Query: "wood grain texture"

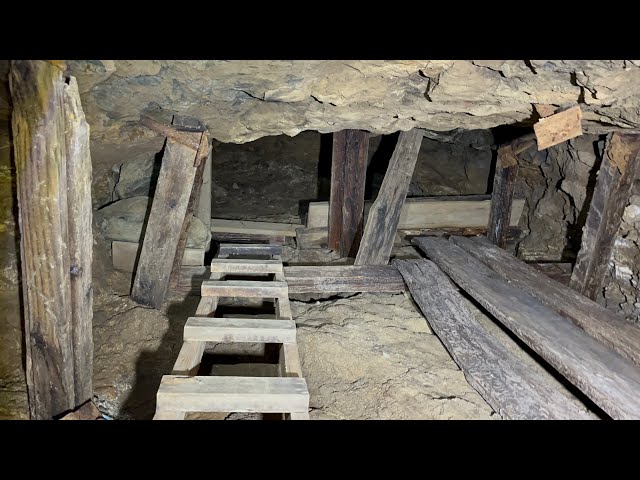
(570, 132), (640, 300)
(328, 129), (369, 257)
(355, 129), (423, 265)
(487, 145), (519, 248)
(210, 232), (286, 245)
(451, 236), (640, 366)
(413, 236), (640, 419)
(184, 317), (296, 343)
(196, 149), (212, 232)
(534, 105), (583, 150)
(212, 219), (301, 237)
(201, 280), (288, 298)
(11, 60), (75, 419)
(217, 243), (282, 257)
(395, 259), (592, 420)
(284, 265), (406, 294)
(209, 258), (283, 274)
(172, 341), (206, 375)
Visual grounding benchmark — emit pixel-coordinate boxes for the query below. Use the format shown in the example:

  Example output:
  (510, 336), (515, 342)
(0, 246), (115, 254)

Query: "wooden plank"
(184, 317), (296, 343)
(328, 129), (369, 257)
(413, 236), (640, 419)
(194, 272), (222, 317)
(401, 226), (521, 242)
(307, 195), (525, 230)
(11, 60), (75, 419)
(211, 232), (286, 245)
(62, 76), (94, 406)
(155, 375), (309, 413)
(451, 236), (640, 366)
(534, 105), (583, 150)
(218, 243), (282, 257)
(570, 132), (640, 300)
(196, 149), (212, 234)
(172, 341), (206, 375)
(209, 258), (283, 274)
(296, 226), (329, 249)
(112, 240), (204, 273)
(529, 262), (572, 285)
(355, 129), (423, 265)
(153, 410), (185, 420)
(131, 131), (203, 308)
(284, 265), (406, 294)
(211, 218), (301, 237)
(395, 259), (592, 419)
(201, 280), (288, 299)
(487, 145), (519, 248)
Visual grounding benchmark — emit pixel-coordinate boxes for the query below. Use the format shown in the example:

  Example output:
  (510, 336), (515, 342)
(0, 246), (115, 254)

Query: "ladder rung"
(201, 280), (288, 298)
(184, 317), (296, 343)
(218, 243), (282, 257)
(210, 258), (283, 274)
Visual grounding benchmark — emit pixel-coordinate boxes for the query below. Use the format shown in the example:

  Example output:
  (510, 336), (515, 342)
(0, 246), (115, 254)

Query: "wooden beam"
(395, 259), (592, 420)
(328, 130), (369, 257)
(307, 195), (526, 230)
(413, 236), (640, 419)
(131, 127), (204, 308)
(11, 60), (75, 419)
(211, 218), (301, 237)
(355, 129), (423, 265)
(196, 148), (212, 236)
(451, 235), (640, 367)
(284, 265), (406, 294)
(63, 76), (94, 406)
(487, 145), (519, 248)
(201, 280), (288, 299)
(183, 317), (296, 344)
(217, 243), (282, 257)
(533, 105), (583, 150)
(570, 132), (640, 300)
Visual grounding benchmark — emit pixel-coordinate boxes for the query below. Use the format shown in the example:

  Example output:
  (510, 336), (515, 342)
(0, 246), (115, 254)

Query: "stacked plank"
(154, 243), (309, 420)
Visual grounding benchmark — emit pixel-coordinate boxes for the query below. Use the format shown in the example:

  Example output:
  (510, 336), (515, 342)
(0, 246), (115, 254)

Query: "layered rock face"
(68, 60), (640, 145)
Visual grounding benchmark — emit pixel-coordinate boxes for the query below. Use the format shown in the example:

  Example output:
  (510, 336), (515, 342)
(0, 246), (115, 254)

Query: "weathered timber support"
(196, 147), (212, 245)
(533, 105), (583, 150)
(569, 132), (640, 300)
(355, 129), (423, 265)
(328, 130), (369, 257)
(11, 60), (94, 418)
(487, 145), (519, 248)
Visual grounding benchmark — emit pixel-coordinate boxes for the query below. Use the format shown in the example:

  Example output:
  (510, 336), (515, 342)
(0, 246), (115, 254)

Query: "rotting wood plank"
(395, 259), (592, 420)
(284, 265), (406, 294)
(209, 258), (283, 274)
(184, 317), (296, 344)
(487, 144), (519, 248)
(413, 236), (640, 419)
(355, 129), (423, 265)
(11, 60), (76, 419)
(218, 243), (283, 257)
(328, 129), (369, 257)
(570, 132), (640, 300)
(211, 232), (286, 245)
(201, 280), (288, 299)
(533, 105), (583, 150)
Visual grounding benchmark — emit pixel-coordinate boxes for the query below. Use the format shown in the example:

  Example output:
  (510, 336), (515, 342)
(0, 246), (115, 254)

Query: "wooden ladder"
(154, 243), (310, 420)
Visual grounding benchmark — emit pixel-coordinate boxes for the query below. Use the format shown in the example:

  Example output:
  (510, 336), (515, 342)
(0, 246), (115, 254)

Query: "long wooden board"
(413, 236), (640, 419)
(284, 265), (406, 294)
(395, 259), (592, 420)
(184, 317), (296, 344)
(211, 218), (301, 237)
(487, 145), (519, 248)
(450, 235), (640, 367)
(307, 195), (525, 230)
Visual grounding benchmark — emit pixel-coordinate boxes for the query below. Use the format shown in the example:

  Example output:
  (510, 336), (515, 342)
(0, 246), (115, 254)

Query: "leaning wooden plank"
(570, 132), (640, 300)
(211, 218), (301, 237)
(355, 129), (423, 265)
(172, 341), (206, 376)
(63, 76), (94, 406)
(451, 236), (640, 367)
(112, 240), (204, 273)
(209, 258), (283, 274)
(201, 280), (288, 299)
(487, 145), (519, 248)
(218, 243), (282, 257)
(184, 317), (296, 343)
(11, 60), (75, 419)
(533, 105), (583, 150)
(131, 132), (203, 308)
(307, 195), (525, 230)
(328, 129), (369, 257)
(284, 265), (406, 294)
(413, 237), (640, 419)
(395, 259), (592, 419)
(156, 376), (309, 413)
(196, 148), (212, 233)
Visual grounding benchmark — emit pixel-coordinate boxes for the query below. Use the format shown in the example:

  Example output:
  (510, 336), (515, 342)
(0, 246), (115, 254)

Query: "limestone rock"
(114, 151), (160, 199)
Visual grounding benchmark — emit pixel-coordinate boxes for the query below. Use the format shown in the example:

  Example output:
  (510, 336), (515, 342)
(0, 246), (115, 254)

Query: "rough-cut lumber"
(201, 280), (288, 299)
(529, 262), (572, 285)
(401, 226), (521, 242)
(355, 129), (423, 265)
(131, 130), (203, 308)
(217, 243), (282, 257)
(533, 105), (583, 150)
(210, 258), (283, 274)
(63, 76), (94, 406)
(155, 375), (309, 413)
(140, 115), (201, 150)
(211, 232), (286, 245)
(211, 219), (301, 237)
(11, 60), (75, 419)
(328, 129), (369, 257)
(395, 259), (592, 419)
(172, 341), (206, 376)
(487, 145), (519, 248)
(570, 132), (640, 300)
(413, 236), (640, 419)
(184, 317), (296, 344)
(295, 227), (329, 249)
(307, 195), (525, 230)
(451, 236), (640, 367)
(196, 149), (212, 233)
(284, 265), (406, 294)
(112, 240), (204, 273)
